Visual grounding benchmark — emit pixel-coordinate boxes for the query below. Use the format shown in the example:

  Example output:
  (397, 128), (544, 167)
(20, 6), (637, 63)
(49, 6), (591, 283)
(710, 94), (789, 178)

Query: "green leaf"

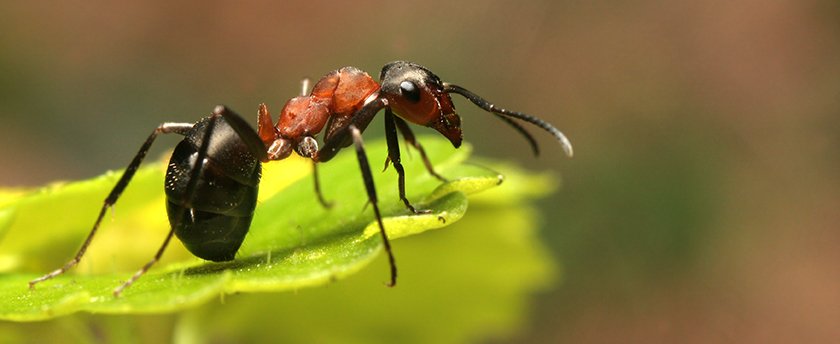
(0, 169), (558, 343)
(177, 194), (556, 344)
(0, 136), (508, 320)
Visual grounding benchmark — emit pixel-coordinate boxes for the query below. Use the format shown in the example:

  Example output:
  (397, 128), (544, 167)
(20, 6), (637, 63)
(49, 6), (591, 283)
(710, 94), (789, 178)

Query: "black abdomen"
(164, 116), (261, 261)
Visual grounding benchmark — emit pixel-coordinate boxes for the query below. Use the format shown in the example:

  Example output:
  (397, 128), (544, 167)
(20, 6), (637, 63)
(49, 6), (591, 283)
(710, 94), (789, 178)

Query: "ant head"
(379, 61), (463, 148)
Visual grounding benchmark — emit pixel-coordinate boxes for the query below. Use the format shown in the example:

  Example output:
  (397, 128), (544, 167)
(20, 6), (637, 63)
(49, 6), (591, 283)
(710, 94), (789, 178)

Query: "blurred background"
(1, 0), (839, 342)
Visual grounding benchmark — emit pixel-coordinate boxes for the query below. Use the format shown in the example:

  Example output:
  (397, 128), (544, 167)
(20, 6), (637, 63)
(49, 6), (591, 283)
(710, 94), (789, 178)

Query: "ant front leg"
(390, 114), (448, 183)
(29, 122), (194, 292)
(349, 124), (397, 287)
(384, 109), (431, 214)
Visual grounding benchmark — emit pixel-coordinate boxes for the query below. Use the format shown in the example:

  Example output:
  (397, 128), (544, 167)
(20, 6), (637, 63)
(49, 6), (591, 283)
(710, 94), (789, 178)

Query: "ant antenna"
(491, 113), (540, 156)
(443, 83), (573, 157)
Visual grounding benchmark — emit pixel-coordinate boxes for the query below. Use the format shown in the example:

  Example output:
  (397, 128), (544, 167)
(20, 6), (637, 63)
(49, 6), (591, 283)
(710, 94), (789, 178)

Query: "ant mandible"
(29, 61), (573, 297)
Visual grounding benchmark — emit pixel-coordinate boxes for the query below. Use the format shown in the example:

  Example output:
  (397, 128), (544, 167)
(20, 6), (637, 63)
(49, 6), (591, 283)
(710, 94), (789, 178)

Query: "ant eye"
(399, 81), (421, 103)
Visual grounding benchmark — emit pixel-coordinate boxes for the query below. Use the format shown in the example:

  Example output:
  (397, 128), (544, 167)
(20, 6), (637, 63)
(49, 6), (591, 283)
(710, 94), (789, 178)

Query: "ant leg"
(113, 228), (175, 296)
(214, 105), (269, 161)
(317, 98), (387, 163)
(384, 109), (430, 214)
(391, 115), (448, 182)
(114, 111), (220, 296)
(29, 122), (194, 290)
(300, 78), (311, 96)
(490, 114), (540, 156)
(311, 161), (333, 208)
(257, 103), (276, 148)
(349, 124), (397, 287)
(296, 136), (333, 209)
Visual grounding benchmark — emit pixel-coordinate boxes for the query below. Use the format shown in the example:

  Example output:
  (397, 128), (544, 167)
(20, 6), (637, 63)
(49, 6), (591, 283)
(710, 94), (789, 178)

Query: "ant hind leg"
(115, 112), (224, 296)
(29, 122), (193, 291)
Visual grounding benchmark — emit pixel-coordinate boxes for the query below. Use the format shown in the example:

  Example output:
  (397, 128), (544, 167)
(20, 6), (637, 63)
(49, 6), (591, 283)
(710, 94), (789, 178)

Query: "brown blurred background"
(1, 1), (839, 342)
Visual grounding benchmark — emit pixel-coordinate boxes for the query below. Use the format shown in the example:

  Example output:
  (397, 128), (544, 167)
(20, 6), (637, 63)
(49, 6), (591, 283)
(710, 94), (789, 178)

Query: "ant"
(29, 61), (573, 297)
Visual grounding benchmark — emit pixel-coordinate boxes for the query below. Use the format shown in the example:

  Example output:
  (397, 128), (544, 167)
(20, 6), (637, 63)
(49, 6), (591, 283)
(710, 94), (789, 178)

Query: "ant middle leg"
(311, 161), (333, 208)
(295, 135), (334, 209)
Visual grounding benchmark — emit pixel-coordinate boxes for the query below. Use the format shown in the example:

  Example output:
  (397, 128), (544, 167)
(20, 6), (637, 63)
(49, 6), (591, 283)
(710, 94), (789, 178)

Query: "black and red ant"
(29, 61), (573, 296)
